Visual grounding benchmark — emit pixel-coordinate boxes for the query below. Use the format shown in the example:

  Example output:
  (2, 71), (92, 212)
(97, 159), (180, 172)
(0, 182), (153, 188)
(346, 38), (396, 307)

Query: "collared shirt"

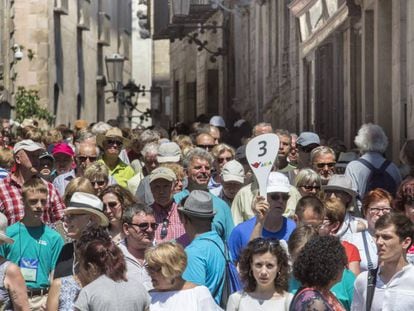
(151, 201), (188, 245)
(0, 174), (65, 224)
(98, 159), (135, 189)
(352, 264), (414, 311)
(118, 239), (153, 291)
(53, 170), (76, 197)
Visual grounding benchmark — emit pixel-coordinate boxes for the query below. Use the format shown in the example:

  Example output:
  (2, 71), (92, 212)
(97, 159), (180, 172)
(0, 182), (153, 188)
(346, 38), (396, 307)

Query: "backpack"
(358, 158), (398, 196)
(202, 238), (243, 309)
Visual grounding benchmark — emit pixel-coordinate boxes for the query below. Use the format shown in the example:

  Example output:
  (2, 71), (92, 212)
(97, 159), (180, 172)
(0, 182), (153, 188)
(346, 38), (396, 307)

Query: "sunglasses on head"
(129, 222), (159, 231)
(77, 156), (97, 162)
(315, 162), (336, 169)
(106, 139), (123, 146)
(217, 157), (233, 164)
(268, 193), (290, 201)
(251, 237), (280, 249)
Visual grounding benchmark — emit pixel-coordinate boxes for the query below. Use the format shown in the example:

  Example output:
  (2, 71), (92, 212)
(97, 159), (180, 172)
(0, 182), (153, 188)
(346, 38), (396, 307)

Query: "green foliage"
(15, 87), (54, 125)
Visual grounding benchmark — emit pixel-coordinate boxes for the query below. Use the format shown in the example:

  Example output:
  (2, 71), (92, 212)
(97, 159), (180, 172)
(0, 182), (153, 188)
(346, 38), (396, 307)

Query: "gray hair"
(141, 142), (159, 157)
(252, 122), (273, 136)
(122, 203), (154, 224)
(310, 146), (336, 163)
(91, 122), (112, 136)
(183, 147), (214, 169)
(354, 123), (388, 153)
(140, 129), (160, 145)
(294, 168), (322, 188)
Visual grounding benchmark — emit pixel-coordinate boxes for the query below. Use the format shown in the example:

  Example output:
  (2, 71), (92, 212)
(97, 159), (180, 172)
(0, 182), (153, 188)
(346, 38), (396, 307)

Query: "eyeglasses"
(315, 162), (336, 169)
(145, 264), (161, 273)
(91, 180), (106, 187)
(298, 145), (314, 153)
(77, 156), (98, 162)
(217, 157), (233, 164)
(106, 139), (123, 147)
(369, 207), (391, 214)
(300, 185), (321, 191)
(160, 219), (169, 239)
(268, 193), (290, 201)
(128, 222), (159, 231)
(197, 144), (215, 150)
(105, 201), (119, 209)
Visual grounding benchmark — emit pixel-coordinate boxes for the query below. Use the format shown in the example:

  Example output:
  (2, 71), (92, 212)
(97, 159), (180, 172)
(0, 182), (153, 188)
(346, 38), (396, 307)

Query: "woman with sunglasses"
(227, 238), (292, 310)
(83, 162), (110, 197)
(294, 168), (322, 197)
(145, 241), (221, 310)
(100, 184), (136, 244)
(209, 143), (235, 190)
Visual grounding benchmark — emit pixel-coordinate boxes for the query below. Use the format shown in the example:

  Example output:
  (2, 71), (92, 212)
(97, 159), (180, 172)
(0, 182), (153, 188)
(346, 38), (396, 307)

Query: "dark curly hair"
(393, 177), (414, 213)
(293, 235), (347, 289)
(238, 238), (289, 294)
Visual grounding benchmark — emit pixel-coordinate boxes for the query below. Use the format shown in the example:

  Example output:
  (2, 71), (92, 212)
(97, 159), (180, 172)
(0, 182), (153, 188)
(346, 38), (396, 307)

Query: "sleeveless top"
(0, 260), (12, 311)
(58, 275), (81, 311)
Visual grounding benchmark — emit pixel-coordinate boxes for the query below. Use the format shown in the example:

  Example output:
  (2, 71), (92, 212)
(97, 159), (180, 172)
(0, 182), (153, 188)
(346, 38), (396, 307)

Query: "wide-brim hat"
(64, 192), (109, 227)
(96, 127), (130, 149)
(177, 190), (216, 218)
(0, 213), (13, 244)
(322, 174), (357, 198)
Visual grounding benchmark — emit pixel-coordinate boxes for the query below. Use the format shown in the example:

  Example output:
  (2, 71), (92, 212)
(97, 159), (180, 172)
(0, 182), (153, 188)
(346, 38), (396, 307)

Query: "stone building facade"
(0, 0), (132, 126)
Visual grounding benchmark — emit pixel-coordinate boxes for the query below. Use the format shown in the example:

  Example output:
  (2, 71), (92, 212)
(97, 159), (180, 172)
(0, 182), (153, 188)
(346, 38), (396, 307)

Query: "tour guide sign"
(246, 133), (279, 197)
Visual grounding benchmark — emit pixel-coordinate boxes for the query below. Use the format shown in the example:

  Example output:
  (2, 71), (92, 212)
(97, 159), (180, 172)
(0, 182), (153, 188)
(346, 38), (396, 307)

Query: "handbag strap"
(362, 231), (374, 270)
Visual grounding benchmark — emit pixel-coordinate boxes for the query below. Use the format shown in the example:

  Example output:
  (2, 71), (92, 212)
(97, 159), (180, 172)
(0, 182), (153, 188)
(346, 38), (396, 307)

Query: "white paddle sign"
(246, 133), (279, 197)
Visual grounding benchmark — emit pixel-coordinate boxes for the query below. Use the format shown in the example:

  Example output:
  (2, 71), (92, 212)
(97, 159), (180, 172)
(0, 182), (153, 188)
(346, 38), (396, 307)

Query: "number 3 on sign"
(246, 133), (280, 197)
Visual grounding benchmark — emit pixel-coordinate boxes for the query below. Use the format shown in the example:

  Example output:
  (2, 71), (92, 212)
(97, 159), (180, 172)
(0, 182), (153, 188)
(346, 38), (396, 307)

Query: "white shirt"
(352, 264), (414, 311)
(227, 291), (293, 311)
(342, 230), (378, 272)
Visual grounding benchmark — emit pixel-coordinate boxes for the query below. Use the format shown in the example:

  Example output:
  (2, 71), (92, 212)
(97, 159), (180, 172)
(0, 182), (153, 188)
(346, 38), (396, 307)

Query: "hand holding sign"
(246, 133), (279, 197)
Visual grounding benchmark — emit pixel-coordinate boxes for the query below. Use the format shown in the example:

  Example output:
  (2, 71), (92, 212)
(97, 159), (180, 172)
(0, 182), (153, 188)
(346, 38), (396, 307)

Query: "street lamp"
(104, 54), (152, 123)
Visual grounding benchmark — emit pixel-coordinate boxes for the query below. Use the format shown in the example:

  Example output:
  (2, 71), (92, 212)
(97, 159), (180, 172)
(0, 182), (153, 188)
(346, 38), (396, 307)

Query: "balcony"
(153, 0), (218, 40)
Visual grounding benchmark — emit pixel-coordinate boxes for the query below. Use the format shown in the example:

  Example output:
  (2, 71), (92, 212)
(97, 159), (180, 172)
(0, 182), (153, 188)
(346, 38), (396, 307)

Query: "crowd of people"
(0, 116), (412, 310)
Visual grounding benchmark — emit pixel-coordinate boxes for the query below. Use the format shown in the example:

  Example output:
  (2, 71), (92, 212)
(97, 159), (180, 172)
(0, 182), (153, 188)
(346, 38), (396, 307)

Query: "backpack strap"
(366, 267), (378, 311)
(379, 159), (391, 172)
(358, 158), (376, 171)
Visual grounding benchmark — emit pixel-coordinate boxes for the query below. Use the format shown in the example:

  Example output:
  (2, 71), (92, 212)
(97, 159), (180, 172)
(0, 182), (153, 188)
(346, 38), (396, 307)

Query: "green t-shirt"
(98, 159), (135, 189)
(0, 222), (64, 289)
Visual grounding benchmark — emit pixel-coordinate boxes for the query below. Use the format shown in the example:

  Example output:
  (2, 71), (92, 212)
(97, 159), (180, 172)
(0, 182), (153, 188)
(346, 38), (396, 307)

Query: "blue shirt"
(183, 231), (226, 304)
(174, 190), (234, 242)
(228, 216), (296, 262)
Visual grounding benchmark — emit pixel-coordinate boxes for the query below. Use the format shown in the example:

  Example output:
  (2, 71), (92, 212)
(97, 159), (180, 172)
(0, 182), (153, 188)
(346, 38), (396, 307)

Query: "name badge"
(19, 258), (38, 282)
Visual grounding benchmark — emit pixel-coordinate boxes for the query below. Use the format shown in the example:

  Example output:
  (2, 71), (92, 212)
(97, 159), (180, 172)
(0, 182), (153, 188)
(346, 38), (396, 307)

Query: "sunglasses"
(105, 201), (119, 209)
(301, 185), (321, 191)
(298, 145), (314, 153)
(217, 157), (233, 164)
(106, 139), (123, 146)
(160, 219), (169, 239)
(28, 199), (47, 205)
(91, 180), (106, 187)
(315, 162), (336, 169)
(128, 222), (159, 231)
(77, 156), (97, 162)
(268, 193), (290, 201)
(197, 144), (215, 150)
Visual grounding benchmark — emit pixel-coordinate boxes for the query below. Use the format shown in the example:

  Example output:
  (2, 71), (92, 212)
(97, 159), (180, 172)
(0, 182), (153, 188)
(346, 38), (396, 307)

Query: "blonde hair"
(161, 163), (185, 180)
(0, 148), (14, 169)
(63, 177), (94, 206)
(211, 143), (235, 159)
(145, 242), (187, 279)
(84, 162), (109, 182)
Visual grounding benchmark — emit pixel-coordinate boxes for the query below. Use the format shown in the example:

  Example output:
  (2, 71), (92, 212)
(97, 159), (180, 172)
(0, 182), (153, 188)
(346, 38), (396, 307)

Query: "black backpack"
(358, 158), (398, 196)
